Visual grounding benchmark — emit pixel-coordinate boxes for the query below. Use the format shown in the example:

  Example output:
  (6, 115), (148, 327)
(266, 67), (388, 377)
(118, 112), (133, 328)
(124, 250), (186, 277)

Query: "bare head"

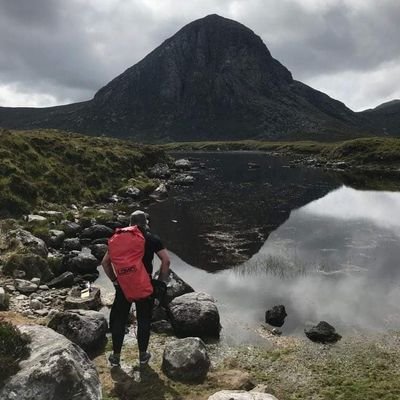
(130, 210), (150, 230)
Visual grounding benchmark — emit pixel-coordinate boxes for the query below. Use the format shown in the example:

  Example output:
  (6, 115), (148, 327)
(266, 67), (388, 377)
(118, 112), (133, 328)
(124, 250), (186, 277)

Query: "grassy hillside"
(0, 129), (168, 216)
(163, 137), (400, 167)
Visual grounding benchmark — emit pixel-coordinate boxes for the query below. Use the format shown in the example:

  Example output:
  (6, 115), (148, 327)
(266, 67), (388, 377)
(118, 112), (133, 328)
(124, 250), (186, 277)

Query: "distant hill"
(0, 14), (385, 141)
(359, 100), (400, 135)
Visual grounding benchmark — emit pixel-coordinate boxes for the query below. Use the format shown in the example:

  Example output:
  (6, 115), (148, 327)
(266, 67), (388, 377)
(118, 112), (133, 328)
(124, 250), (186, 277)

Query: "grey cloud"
(0, 0), (398, 109)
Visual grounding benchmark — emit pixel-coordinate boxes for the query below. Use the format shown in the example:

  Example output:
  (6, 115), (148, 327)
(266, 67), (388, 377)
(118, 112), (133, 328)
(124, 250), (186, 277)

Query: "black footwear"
(139, 351), (151, 365)
(108, 353), (120, 367)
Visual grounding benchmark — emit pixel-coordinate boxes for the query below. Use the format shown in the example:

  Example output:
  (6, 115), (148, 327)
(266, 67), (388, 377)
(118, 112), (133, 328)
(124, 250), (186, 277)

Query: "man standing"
(101, 210), (170, 367)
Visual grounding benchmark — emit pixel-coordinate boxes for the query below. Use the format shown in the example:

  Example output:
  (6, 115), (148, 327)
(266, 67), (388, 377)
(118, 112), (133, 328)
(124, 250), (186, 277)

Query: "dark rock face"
(63, 238), (82, 252)
(46, 271), (75, 288)
(304, 321), (342, 343)
(65, 251), (99, 274)
(265, 305), (287, 327)
(0, 325), (101, 400)
(168, 292), (221, 338)
(0, 15), (367, 141)
(162, 337), (210, 382)
(80, 224), (113, 240)
(48, 310), (108, 352)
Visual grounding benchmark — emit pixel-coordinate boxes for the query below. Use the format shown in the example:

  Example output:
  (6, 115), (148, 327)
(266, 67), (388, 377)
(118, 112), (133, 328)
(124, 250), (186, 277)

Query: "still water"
(102, 153), (400, 344)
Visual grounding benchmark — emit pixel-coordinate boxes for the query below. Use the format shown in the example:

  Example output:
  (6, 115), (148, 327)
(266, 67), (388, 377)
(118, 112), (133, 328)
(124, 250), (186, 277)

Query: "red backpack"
(108, 225), (153, 301)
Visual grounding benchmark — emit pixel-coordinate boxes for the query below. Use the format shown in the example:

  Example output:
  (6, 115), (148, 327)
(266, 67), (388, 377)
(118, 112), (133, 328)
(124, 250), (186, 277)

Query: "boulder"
(174, 158), (192, 170)
(64, 287), (102, 310)
(0, 325), (101, 400)
(151, 320), (174, 335)
(150, 183), (168, 200)
(26, 214), (47, 224)
(173, 173), (195, 185)
(47, 272), (75, 288)
(265, 305), (287, 327)
(304, 321), (342, 343)
(89, 244), (108, 260)
(63, 238), (82, 251)
(0, 287), (9, 311)
(168, 292), (221, 338)
(14, 279), (38, 294)
(48, 310), (108, 352)
(3, 253), (53, 282)
(148, 163), (171, 178)
(48, 229), (65, 249)
(124, 186), (141, 198)
(37, 210), (64, 223)
(5, 229), (48, 257)
(65, 251), (99, 274)
(59, 221), (81, 238)
(208, 391), (278, 400)
(162, 337), (210, 382)
(80, 224), (113, 240)
(155, 269), (194, 304)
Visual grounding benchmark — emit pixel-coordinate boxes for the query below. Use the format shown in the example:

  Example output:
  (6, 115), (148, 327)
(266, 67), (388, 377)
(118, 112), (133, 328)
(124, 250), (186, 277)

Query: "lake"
(101, 152), (400, 344)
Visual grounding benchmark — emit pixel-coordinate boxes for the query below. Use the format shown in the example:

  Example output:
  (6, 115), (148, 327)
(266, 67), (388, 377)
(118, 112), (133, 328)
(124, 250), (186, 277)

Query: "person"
(101, 210), (170, 367)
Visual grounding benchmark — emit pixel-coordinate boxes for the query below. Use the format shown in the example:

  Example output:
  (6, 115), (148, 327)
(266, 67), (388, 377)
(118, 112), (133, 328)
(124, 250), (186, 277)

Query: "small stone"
(39, 285), (50, 290)
(31, 278), (41, 286)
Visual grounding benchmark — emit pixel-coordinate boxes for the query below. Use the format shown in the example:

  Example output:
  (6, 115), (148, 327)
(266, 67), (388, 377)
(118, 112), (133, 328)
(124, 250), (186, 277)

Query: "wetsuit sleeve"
(150, 234), (165, 253)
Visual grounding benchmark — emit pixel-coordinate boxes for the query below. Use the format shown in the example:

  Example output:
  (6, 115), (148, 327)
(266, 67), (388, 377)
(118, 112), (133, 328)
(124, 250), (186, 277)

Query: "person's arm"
(156, 249), (170, 282)
(101, 251), (117, 283)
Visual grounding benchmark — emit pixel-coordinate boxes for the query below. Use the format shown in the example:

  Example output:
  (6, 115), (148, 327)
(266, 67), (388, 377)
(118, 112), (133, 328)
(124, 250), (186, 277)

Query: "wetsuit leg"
(109, 285), (131, 354)
(135, 297), (154, 353)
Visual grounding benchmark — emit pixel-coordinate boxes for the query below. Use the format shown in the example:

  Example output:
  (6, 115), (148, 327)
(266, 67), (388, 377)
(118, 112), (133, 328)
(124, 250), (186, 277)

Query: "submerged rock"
(0, 325), (101, 400)
(265, 305), (287, 327)
(168, 292), (221, 338)
(304, 321), (342, 343)
(162, 337), (210, 382)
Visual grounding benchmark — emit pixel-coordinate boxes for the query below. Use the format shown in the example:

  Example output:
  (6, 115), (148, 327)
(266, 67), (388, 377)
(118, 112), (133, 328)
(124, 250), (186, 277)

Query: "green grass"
(163, 137), (400, 167)
(0, 128), (169, 217)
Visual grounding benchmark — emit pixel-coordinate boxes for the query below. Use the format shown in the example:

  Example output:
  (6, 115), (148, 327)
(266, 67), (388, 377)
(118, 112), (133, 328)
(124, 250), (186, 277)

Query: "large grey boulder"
(162, 337), (210, 382)
(5, 229), (48, 257)
(65, 251), (99, 274)
(80, 224), (113, 240)
(155, 269), (194, 304)
(208, 391), (278, 400)
(48, 310), (108, 352)
(168, 292), (220, 338)
(150, 182), (168, 200)
(0, 325), (101, 400)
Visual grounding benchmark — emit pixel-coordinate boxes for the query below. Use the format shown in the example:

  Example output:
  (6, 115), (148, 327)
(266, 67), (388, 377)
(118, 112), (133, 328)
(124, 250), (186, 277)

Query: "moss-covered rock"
(3, 253), (53, 283)
(0, 320), (31, 387)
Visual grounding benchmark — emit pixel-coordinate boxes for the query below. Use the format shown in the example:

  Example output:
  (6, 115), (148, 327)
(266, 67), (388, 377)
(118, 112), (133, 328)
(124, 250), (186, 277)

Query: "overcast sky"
(0, 0), (399, 111)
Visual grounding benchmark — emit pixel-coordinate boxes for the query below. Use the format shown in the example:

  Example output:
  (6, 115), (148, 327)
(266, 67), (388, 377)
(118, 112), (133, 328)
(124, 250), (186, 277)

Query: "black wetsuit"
(109, 230), (164, 354)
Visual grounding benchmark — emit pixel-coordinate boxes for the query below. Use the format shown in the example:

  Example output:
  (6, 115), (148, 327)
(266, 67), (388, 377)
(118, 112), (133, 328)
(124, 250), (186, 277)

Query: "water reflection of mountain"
(149, 152), (342, 272)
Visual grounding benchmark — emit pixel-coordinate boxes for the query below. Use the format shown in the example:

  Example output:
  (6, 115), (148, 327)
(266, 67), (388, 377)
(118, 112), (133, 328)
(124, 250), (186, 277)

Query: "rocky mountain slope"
(0, 14), (387, 141)
(359, 99), (400, 136)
